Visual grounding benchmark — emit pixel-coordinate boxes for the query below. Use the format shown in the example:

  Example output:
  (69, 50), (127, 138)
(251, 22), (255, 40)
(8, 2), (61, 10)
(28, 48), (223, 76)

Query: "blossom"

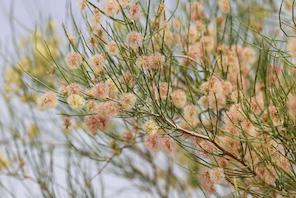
(63, 117), (72, 132)
(143, 120), (159, 134)
(107, 41), (119, 55)
(207, 91), (226, 110)
(122, 72), (135, 87)
(80, 0), (87, 10)
(153, 82), (170, 100)
(241, 47), (256, 65)
(161, 136), (175, 153)
(120, 93), (137, 110)
(67, 34), (77, 45)
(84, 115), (110, 134)
(190, 2), (204, 21)
(274, 153), (291, 172)
(200, 35), (215, 52)
(218, 0), (230, 14)
(89, 54), (105, 74)
(95, 82), (109, 99)
(67, 94), (85, 110)
(105, 79), (119, 98)
(217, 136), (240, 156)
(60, 83), (81, 96)
(104, 0), (119, 16)
(66, 52), (82, 69)
(183, 104), (199, 127)
(250, 92), (264, 114)
(255, 165), (277, 185)
(171, 89), (187, 108)
(145, 133), (160, 151)
(36, 91), (58, 110)
(198, 140), (216, 155)
(86, 100), (98, 113)
(208, 168), (225, 184)
(158, 82), (169, 99)
(122, 130), (135, 142)
(99, 101), (120, 117)
(127, 31), (143, 48)
(91, 9), (101, 26)
(200, 170), (215, 193)
(129, 4), (141, 20)
(136, 53), (164, 70)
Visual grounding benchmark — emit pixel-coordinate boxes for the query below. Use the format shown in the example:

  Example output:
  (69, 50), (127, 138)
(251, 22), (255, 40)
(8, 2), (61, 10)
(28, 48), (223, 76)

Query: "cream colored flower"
(89, 54), (105, 74)
(107, 41), (119, 55)
(218, 0), (230, 14)
(171, 89), (187, 108)
(67, 94), (85, 110)
(127, 31), (143, 48)
(120, 93), (137, 110)
(143, 120), (159, 134)
(66, 52), (82, 69)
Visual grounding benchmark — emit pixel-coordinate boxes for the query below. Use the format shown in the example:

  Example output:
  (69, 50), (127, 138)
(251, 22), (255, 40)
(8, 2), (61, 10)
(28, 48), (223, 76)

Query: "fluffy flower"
(218, 0), (230, 14)
(208, 168), (225, 184)
(198, 140), (216, 155)
(183, 105), (199, 127)
(80, 0), (87, 10)
(200, 170), (215, 193)
(120, 93), (137, 110)
(36, 91), (58, 110)
(89, 54), (105, 74)
(95, 83), (110, 99)
(241, 120), (258, 137)
(107, 41), (119, 55)
(241, 46), (256, 65)
(143, 120), (159, 134)
(127, 31), (143, 48)
(104, 0), (119, 16)
(129, 4), (141, 20)
(158, 82), (169, 99)
(67, 34), (77, 45)
(190, 2), (204, 21)
(60, 83), (81, 96)
(98, 101), (120, 117)
(145, 133), (160, 151)
(86, 100), (98, 113)
(161, 136), (175, 153)
(274, 153), (291, 172)
(255, 165), (277, 185)
(66, 52), (82, 69)
(67, 94), (85, 110)
(84, 115), (110, 134)
(154, 82), (170, 100)
(122, 130), (135, 142)
(105, 79), (119, 98)
(171, 89), (187, 108)
(136, 54), (164, 70)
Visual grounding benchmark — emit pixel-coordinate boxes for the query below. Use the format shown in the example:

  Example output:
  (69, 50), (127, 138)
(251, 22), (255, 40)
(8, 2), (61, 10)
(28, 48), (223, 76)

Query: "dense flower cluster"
(4, 0), (296, 197)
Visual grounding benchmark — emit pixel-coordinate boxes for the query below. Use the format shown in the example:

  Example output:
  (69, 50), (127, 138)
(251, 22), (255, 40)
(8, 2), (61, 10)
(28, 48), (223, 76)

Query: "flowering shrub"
(2, 0), (296, 197)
